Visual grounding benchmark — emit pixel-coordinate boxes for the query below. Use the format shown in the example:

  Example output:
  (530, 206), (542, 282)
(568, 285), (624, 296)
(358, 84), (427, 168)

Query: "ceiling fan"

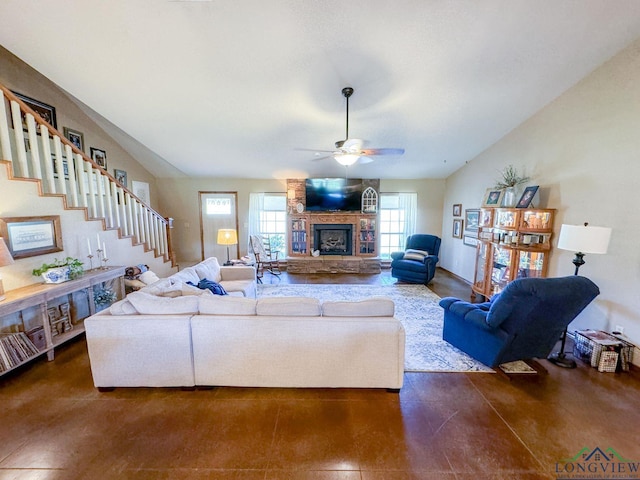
(300, 87), (405, 166)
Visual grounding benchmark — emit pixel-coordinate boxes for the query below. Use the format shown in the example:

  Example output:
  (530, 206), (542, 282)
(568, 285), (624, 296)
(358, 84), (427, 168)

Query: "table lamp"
(548, 222), (612, 368)
(0, 237), (15, 301)
(217, 229), (238, 266)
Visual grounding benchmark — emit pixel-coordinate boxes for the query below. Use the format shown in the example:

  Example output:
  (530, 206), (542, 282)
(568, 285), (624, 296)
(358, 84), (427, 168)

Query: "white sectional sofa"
(84, 258), (405, 390)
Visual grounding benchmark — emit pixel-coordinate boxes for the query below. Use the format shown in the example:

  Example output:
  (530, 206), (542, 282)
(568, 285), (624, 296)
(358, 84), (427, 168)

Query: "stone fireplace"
(313, 224), (353, 256)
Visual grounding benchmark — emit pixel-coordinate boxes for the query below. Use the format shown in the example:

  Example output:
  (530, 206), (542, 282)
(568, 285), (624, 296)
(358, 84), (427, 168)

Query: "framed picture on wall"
(463, 234), (479, 247)
(90, 147), (107, 169)
(464, 209), (480, 231)
(453, 204), (462, 217)
(0, 215), (63, 259)
(11, 91), (58, 131)
(63, 127), (85, 152)
(114, 169), (128, 188)
(453, 219), (463, 238)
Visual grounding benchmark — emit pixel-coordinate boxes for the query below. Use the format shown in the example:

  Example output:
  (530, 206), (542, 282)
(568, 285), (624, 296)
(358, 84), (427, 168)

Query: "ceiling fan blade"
(311, 155), (333, 162)
(360, 148), (405, 156)
(295, 148), (335, 153)
(358, 156), (375, 164)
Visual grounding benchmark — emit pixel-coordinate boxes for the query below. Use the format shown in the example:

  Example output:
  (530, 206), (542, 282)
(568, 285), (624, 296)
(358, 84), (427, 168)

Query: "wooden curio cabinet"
(472, 208), (555, 300)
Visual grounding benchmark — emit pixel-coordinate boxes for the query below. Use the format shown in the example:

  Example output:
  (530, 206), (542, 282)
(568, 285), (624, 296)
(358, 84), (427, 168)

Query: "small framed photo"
(0, 216), (63, 259)
(452, 204), (462, 217)
(464, 209), (480, 231)
(482, 188), (503, 208)
(11, 91), (57, 130)
(114, 169), (128, 188)
(516, 186), (539, 209)
(463, 234), (479, 247)
(453, 219), (463, 238)
(63, 127), (84, 152)
(90, 147), (107, 169)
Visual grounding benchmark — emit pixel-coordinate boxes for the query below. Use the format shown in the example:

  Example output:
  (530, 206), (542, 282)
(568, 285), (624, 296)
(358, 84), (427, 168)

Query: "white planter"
(41, 266), (72, 284)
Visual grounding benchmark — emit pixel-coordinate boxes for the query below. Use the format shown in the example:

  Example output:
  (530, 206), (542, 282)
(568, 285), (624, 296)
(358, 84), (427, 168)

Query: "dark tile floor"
(1, 269), (638, 479)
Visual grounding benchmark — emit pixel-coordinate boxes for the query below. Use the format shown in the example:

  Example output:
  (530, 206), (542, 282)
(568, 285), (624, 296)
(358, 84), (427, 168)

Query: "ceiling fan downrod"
(336, 87), (354, 149)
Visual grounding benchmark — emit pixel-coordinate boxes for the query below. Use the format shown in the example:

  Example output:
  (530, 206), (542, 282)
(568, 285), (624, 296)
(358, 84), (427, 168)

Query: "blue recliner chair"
(390, 234), (441, 285)
(440, 276), (600, 368)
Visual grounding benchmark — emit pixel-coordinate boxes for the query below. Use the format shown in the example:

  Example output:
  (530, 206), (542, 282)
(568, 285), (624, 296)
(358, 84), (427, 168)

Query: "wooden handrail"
(0, 84), (164, 219)
(0, 82), (175, 264)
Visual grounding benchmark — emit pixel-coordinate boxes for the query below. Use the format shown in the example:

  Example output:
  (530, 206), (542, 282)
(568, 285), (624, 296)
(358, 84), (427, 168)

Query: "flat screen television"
(305, 178), (363, 212)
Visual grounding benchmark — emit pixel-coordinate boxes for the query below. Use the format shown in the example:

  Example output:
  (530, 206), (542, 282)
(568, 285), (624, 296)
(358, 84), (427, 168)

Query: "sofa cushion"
(170, 267), (200, 284)
(256, 297), (321, 317)
(322, 297), (395, 317)
(109, 299), (138, 315)
(127, 291), (199, 315)
(403, 249), (429, 261)
(199, 295), (257, 315)
(194, 257), (222, 283)
(219, 280), (255, 298)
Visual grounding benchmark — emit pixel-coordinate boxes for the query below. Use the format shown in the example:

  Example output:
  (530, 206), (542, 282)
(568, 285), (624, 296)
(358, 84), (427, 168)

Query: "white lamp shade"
(557, 224), (611, 254)
(217, 229), (238, 246)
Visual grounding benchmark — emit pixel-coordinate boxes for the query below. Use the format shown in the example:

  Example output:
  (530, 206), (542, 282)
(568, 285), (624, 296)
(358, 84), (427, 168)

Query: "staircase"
(0, 84), (176, 269)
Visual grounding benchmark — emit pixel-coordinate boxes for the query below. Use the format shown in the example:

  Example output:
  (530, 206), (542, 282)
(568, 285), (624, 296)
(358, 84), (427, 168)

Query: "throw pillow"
(188, 278), (228, 296)
(403, 248), (429, 261)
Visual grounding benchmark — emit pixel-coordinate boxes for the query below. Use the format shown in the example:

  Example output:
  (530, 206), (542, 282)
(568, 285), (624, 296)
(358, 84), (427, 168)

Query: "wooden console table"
(0, 267), (124, 376)
(286, 256), (381, 274)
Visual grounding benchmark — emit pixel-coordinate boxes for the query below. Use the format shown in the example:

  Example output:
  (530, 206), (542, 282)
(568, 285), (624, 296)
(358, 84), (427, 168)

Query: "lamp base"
(547, 352), (577, 369)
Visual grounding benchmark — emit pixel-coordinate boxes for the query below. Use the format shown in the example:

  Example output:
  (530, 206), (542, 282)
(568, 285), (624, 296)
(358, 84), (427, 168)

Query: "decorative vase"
(502, 187), (517, 207)
(41, 266), (72, 284)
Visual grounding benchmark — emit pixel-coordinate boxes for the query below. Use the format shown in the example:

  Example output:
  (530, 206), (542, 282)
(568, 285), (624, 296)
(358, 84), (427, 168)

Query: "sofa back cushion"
(170, 267), (200, 285)
(199, 295), (257, 315)
(322, 297), (395, 317)
(256, 297), (321, 317)
(194, 257), (222, 283)
(126, 291), (199, 315)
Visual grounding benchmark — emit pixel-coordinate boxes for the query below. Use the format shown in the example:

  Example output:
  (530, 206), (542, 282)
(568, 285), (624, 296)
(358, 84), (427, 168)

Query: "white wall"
(440, 38), (640, 358)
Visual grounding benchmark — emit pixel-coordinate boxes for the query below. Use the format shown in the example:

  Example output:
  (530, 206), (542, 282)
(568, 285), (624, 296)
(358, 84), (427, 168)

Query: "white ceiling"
(2, 0), (640, 180)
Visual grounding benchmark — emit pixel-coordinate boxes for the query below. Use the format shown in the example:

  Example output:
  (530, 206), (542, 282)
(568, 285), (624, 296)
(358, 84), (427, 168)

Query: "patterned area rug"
(257, 283), (494, 373)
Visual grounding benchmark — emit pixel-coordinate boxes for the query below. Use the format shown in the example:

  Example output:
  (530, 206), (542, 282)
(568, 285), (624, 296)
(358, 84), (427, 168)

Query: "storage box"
(26, 327), (46, 351)
(573, 330), (635, 372)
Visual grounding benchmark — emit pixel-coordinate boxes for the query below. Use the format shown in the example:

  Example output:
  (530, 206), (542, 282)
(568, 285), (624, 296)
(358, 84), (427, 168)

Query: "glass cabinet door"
(516, 251), (546, 279)
(473, 242), (490, 294)
(491, 245), (514, 295)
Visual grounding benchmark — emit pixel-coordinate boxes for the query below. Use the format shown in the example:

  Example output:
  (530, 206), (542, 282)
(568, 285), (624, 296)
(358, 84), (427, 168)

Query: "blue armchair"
(391, 234), (441, 285)
(439, 276), (600, 368)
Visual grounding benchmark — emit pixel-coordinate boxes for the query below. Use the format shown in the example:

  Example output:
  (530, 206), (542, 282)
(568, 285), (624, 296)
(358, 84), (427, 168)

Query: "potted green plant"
(33, 257), (84, 284)
(495, 165), (529, 207)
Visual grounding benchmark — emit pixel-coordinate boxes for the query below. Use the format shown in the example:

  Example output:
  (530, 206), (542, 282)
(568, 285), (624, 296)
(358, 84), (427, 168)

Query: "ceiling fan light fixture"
(334, 154), (359, 166)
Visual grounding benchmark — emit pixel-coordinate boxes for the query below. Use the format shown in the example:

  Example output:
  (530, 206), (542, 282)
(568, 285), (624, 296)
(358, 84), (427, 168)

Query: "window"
(249, 193), (286, 256)
(378, 193), (417, 259)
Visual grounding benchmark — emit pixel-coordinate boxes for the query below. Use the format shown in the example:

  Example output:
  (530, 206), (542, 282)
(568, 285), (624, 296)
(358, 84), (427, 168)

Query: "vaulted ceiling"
(2, 1), (640, 179)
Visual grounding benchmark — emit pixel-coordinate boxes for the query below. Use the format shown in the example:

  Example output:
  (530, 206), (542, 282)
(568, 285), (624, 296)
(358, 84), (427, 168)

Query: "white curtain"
(399, 192), (417, 240)
(248, 193), (264, 258)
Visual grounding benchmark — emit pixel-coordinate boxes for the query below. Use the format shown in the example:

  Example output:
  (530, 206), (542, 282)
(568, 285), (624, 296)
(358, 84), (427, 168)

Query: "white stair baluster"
(40, 125), (56, 193)
(64, 144), (79, 207)
(10, 101), (29, 177)
(0, 91), (13, 162)
(52, 136), (67, 195)
(25, 114), (42, 180)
